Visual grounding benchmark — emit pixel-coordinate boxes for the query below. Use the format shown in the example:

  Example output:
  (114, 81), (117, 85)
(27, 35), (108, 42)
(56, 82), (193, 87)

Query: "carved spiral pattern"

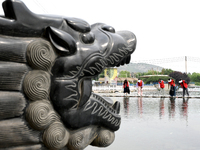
(26, 100), (60, 130)
(92, 129), (115, 147)
(26, 39), (56, 72)
(43, 122), (69, 149)
(68, 133), (84, 149)
(23, 70), (50, 101)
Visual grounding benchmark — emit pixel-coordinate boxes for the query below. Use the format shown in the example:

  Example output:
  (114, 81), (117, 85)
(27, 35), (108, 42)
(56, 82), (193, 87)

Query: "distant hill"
(117, 63), (164, 73)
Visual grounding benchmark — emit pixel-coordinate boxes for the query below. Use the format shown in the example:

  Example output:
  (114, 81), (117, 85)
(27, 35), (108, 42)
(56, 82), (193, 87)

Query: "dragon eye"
(81, 32), (95, 44)
(102, 25), (115, 33)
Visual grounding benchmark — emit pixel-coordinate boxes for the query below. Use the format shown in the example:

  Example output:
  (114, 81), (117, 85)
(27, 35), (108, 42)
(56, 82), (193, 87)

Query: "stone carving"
(0, 0), (136, 149)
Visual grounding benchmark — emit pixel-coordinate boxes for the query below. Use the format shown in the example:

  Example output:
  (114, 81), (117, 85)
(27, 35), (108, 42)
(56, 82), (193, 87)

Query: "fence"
(92, 85), (200, 93)
(92, 85), (157, 92)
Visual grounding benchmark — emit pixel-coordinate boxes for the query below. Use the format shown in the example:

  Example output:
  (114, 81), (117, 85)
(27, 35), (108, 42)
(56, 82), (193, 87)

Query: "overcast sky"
(0, 0), (199, 73)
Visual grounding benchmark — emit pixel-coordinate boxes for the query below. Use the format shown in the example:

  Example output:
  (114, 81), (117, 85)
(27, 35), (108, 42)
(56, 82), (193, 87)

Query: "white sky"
(0, 0), (199, 73)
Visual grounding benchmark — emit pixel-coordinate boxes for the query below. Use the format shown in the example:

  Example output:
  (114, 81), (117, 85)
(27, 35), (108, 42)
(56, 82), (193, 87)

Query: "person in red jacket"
(158, 79), (165, 96)
(136, 79), (144, 96)
(168, 78), (176, 97)
(123, 79), (130, 96)
(179, 79), (189, 97)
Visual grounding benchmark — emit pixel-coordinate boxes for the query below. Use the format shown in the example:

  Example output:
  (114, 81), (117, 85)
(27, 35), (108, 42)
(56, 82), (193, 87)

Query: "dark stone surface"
(0, 0), (136, 149)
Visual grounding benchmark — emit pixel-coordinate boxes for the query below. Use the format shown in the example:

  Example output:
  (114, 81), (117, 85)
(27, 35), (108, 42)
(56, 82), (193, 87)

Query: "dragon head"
(49, 22), (136, 132)
(0, 0), (136, 149)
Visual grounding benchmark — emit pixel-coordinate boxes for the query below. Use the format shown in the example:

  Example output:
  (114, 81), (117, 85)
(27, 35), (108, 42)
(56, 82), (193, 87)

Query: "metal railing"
(92, 85), (157, 92)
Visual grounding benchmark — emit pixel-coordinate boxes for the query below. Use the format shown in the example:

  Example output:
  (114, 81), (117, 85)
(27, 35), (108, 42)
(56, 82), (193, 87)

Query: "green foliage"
(118, 71), (131, 78)
(98, 70), (105, 78)
(135, 72), (144, 78)
(134, 68), (173, 78)
(161, 68), (174, 75)
(117, 69), (200, 86)
(117, 68), (175, 84)
(92, 69), (105, 81)
(189, 72), (200, 82)
(142, 76), (169, 84)
(143, 70), (156, 75)
(144, 68), (173, 75)
(194, 82), (200, 86)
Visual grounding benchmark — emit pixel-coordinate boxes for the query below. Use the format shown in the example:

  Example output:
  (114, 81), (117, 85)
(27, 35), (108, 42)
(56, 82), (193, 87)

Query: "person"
(158, 79), (165, 96)
(136, 79), (144, 96)
(168, 78), (176, 97)
(123, 79), (130, 96)
(179, 79), (189, 97)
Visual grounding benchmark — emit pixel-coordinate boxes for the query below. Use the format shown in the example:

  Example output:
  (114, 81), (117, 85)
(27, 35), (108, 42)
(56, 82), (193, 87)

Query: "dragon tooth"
(100, 59), (108, 66)
(91, 103), (100, 115)
(83, 101), (95, 111)
(109, 117), (115, 124)
(102, 110), (109, 119)
(98, 107), (106, 116)
(115, 119), (121, 126)
(112, 53), (121, 62)
(106, 57), (114, 64)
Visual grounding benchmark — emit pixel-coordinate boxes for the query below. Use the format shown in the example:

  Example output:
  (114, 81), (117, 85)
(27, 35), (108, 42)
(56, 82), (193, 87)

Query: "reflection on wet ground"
(87, 97), (200, 150)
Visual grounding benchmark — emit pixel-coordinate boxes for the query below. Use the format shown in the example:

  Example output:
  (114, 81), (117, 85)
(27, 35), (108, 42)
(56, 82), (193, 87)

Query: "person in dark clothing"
(168, 78), (176, 97)
(123, 79), (130, 96)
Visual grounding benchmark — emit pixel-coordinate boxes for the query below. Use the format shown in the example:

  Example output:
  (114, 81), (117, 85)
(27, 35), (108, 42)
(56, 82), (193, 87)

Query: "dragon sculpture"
(0, 0), (136, 149)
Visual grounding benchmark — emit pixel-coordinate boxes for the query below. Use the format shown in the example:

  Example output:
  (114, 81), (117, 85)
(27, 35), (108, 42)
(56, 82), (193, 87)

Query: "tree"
(169, 71), (190, 84)
(162, 68), (174, 75)
(118, 71), (131, 78)
(189, 72), (200, 83)
(143, 76), (169, 84)
(98, 70), (105, 78)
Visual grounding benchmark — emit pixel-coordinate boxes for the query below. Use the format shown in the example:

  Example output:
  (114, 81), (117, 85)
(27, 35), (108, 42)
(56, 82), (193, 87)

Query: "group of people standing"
(123, 78), (189, 97)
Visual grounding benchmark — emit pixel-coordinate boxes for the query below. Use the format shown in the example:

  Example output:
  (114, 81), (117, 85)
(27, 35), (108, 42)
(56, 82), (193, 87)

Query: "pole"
(185, 56), (187, 74)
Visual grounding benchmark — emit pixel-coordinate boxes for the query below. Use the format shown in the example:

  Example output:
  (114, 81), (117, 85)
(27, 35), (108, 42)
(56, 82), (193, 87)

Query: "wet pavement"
(87, 96), (200, 150)
(95, 90), (200, 98)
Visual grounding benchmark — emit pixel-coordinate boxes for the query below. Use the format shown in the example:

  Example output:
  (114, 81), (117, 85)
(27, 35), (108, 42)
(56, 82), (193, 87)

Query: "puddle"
(87, 97), (200, 150)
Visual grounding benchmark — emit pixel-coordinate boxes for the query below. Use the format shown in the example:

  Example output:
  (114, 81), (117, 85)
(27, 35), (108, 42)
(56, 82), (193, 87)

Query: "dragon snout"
(114, 31), (136, 67)
(117, 30), (137, 52)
